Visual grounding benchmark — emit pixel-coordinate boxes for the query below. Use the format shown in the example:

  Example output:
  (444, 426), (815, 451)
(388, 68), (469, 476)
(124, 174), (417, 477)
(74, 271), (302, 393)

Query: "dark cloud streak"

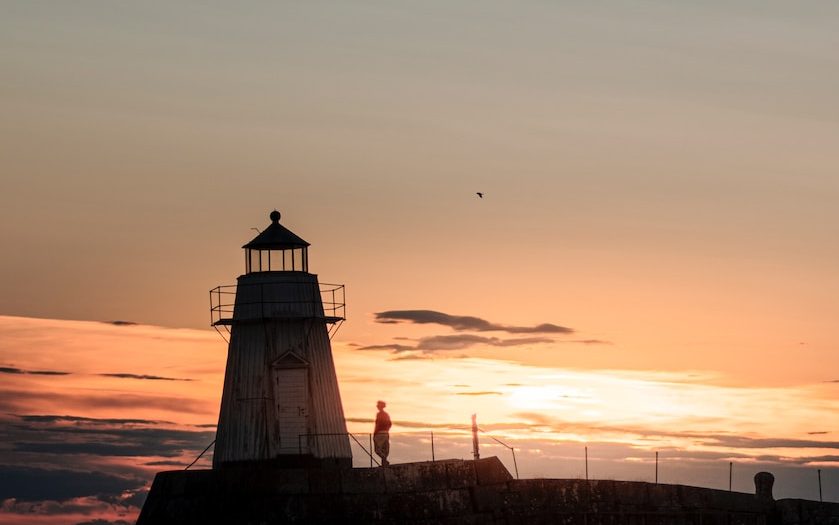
(0, 366), (70, 376)
(374, 310), (573, 334)
(359, 334), (554, 354)
(99, 373), (194, 382)
(456, 391), (502, 396)
(18, 414), (175, 425)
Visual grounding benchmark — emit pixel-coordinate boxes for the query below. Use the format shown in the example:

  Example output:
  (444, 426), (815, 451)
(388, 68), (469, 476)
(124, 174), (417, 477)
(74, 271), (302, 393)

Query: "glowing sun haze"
(1, 1), (839, 524)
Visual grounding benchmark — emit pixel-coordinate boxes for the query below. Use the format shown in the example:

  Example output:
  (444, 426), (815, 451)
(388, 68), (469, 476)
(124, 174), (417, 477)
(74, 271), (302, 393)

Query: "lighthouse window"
(247, 250), (259, 273)
(266, 250), (279, 271)
(244, 247), (307, 272)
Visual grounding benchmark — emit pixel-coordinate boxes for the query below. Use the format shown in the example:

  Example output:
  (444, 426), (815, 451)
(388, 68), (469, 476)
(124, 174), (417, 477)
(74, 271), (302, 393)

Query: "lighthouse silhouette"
(210, 210), (352, 468)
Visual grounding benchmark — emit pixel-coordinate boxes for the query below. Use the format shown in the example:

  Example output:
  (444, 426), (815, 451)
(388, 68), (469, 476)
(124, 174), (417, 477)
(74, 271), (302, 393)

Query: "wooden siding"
(213, 272), (351, 467)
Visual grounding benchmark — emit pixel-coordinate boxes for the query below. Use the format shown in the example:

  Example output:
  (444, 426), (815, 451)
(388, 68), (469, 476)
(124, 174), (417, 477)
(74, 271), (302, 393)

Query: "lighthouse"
(210, 210), (352, 468)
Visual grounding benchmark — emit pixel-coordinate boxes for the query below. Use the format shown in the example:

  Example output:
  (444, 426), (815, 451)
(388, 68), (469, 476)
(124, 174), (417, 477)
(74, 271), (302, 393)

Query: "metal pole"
(729, 462), (733, 491)
(511, 447), (519, 480)
(431, 431), (436, 461)
(818, 469), (823, 502)
(585, 446), (589, 481)
(369, 433), (373, 468)
(655, 451), (659, 484)
(471, 414), (480, 460)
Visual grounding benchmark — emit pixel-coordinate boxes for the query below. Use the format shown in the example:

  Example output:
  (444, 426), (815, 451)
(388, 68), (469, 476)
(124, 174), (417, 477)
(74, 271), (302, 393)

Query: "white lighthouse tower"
(210, 210), (352, 468)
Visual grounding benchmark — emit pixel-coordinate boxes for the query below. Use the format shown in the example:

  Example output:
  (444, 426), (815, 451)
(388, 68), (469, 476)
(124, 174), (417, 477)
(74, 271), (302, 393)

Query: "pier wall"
(137, 457), (839, 524)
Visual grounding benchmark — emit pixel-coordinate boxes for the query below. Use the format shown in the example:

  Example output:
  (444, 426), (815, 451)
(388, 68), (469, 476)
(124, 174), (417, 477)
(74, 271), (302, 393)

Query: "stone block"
(471, 484), (507, 513)
(308, 468), (342, 494)
(505, 479), (560, 512)
(648, 482), (679, 510)
(384, 461), (449, 493)
(445, 460), (478, 488)
(341, 467), (386, 494)
(268, 469), (310, 494)
(341, 493), (385, 521)
(381, 489), (472, 519)
(586, 479), (616, 508)
(613, 480), (650, 508)
(475, 456), (514, 486)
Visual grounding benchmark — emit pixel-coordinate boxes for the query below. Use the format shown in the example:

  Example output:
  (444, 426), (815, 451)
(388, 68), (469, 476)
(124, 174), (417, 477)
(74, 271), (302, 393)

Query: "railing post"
(585, 446), (588, 481)
(369, 433), (373, 468)
(431, 431), (435, 462)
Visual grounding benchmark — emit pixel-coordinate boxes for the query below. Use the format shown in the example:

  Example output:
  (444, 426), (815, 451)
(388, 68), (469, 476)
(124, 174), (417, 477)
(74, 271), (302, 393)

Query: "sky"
(1, 1), (838, 523)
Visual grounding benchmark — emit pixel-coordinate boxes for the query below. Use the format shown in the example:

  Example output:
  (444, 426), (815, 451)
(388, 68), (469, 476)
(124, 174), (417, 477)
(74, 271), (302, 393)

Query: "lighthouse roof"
(242, 210), (310, 249)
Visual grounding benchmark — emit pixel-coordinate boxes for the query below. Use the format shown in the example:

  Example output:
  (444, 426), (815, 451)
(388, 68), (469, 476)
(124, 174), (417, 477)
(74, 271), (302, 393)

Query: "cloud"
(702, 436), (839, 450)
(388, 354), (433, 361)
(76, 519), (131, 525)
(0, 389), (213, 416)
(143, 460), (186, 467)
(417, 334), (553, 351)
(104, 321), (138, 326)
(374, 310), (573, 334)
(10, 423), (216, 458)
(18, 415), (175, 425)
(344, 417), (469, 431)
(356, 344), (415, 353)
(0, 366), (71, 375)
(359, 334), (554, 354)
(0, 466), (145, 503)
(98, 373), (194, 382)
(508, 412), (839, 457)
(456, 391), (502, 396)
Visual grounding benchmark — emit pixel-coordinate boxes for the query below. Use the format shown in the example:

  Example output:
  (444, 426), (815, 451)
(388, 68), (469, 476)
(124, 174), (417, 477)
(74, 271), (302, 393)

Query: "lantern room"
(243, 210), (310, 273)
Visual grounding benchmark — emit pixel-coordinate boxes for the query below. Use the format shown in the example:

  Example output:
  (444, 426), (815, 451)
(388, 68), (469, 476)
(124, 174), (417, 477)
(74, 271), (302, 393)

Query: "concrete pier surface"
(138, 456), (839, 524)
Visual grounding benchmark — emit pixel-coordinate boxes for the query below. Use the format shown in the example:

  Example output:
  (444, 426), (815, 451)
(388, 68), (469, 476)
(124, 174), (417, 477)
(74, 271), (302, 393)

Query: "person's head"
(376, 400), (386, 411)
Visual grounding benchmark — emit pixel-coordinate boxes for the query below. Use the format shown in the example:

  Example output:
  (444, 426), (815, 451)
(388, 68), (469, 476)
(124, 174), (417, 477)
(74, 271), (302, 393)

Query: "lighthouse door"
(271, 354), (310, 454)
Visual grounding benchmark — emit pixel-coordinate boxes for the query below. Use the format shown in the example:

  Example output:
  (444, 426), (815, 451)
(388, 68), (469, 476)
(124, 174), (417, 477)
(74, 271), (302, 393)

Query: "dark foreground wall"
(137, 457), (839, 525)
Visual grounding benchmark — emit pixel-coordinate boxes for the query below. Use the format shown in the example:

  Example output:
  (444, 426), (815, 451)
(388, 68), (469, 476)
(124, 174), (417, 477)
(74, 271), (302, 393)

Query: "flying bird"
(476, 192), (484, 199)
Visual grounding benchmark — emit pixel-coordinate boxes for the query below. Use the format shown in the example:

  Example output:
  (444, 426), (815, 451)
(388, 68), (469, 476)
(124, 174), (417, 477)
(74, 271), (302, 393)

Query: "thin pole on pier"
(729, 462), (733, 491)
(818, 469), (823, 502)
(369, 433), (373, 468)
(471, 414), (480, 460)
(655, 451), (659, 484)
(431, 432), (436, 462)
(585, 446), (589, 481)
(511, 447), (519, 480)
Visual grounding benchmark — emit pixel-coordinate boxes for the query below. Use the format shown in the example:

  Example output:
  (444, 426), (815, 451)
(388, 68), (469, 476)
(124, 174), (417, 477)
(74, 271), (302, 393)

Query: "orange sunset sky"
(1, 2), (838, 524)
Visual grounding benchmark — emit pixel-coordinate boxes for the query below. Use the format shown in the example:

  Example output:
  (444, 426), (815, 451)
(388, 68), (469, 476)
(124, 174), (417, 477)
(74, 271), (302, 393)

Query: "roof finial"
(269, 210), (281, 223)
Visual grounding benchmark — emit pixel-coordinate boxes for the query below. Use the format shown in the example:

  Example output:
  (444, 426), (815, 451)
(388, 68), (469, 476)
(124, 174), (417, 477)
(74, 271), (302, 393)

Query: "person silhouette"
(373, 400), (392, 466)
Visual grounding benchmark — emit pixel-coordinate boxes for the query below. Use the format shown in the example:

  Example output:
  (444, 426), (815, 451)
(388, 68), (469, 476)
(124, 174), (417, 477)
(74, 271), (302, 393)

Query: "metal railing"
(479, 428), (519, 479)
(299, 433), (380, 467)
(210, 282), (345, 326)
